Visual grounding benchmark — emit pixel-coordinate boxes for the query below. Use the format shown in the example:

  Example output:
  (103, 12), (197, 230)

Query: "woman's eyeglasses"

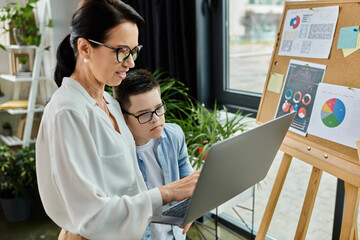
(88, 39), (142, 63)
(123, 101), (167, 124)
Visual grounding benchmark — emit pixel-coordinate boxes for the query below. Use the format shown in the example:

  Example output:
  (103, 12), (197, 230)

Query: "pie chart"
(290, 15), (300, 29)
(298, 107), (306, 118)
(321, 98), (346, 128)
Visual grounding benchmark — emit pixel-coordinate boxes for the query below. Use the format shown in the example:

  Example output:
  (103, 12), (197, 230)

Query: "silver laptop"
(153, 112), (296, 226)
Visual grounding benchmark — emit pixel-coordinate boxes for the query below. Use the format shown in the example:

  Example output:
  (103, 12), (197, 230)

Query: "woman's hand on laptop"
(159, 170), (201, 204)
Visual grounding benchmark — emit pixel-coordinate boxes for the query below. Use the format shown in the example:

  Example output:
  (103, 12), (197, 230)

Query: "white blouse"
(36, 77), (162, 240)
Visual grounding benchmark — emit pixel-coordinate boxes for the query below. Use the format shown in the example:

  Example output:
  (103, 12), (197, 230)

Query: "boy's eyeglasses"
(123, 101), (167, 124)
(88, 39), (142, 63)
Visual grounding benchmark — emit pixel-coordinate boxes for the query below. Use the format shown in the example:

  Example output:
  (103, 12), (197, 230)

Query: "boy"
(114, 69), (194, 240)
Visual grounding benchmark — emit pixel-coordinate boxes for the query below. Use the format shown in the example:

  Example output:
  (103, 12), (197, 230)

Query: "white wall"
(49, 0), (81, 56)
(40, 0), (81, 100)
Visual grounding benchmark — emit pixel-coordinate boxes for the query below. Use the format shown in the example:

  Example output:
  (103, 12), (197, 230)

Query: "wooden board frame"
(255, 0), (360, 239)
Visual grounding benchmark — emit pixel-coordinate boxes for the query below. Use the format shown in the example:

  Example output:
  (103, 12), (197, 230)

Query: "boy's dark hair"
(114, 69), (160, 111)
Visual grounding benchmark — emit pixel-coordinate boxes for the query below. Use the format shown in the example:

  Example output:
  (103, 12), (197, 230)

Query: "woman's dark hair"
(54, 0), (144, 87)
(113, 69), (160, 111)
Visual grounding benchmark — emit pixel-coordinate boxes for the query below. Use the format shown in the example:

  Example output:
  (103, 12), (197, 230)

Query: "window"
(228, 0), (283, 94)
(210, 0), (286, 115)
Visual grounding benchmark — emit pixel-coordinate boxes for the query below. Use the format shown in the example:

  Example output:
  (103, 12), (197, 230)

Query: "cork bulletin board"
(256, 0), (360, 166)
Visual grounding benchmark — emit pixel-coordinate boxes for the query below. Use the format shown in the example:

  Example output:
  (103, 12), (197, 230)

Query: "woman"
(36, 0), (199, 239)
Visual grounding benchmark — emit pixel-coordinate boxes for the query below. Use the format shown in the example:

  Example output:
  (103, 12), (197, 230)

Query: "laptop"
(153, 112), (296, 226)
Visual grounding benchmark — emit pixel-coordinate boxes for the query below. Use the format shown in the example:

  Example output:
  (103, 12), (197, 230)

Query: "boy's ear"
(122, 112), (127, 117)
(122, 112), (130, 122)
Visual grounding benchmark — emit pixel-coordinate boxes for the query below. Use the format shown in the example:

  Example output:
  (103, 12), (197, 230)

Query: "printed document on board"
(307, 83), (360, 149)
(275, 59), (326, 136)
(278, 6), (339, 59)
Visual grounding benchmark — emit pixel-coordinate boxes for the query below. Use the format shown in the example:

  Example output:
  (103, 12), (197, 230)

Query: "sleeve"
(173, 124), (194, 178)
(42, 110), (162, 239)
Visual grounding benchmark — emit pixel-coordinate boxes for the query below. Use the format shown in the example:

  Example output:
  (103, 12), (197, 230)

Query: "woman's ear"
(77, 38), (91, 61)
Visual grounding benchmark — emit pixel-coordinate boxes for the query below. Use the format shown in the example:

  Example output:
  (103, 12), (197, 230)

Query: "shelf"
(0, 0), (50, 149)
(0, 135), (36, 146)
(6, 106), (44, 115)
(0, 74), (47, 83)
(5, 45), (38, 50)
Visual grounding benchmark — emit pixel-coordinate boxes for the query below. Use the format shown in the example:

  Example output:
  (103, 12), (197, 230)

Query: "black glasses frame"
(123, 101), (167, 124)
(88, 39), (143, 63)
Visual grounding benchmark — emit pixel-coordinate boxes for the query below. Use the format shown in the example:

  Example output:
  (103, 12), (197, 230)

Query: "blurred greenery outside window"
(228, 0), (301, 95)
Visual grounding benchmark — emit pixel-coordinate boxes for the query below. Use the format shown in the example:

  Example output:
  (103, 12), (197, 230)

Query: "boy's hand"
(180, 221), (193, 234)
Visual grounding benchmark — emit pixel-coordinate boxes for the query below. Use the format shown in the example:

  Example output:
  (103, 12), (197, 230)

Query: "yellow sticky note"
(343, 32), (360, 57)
(267, 72), (284, 93)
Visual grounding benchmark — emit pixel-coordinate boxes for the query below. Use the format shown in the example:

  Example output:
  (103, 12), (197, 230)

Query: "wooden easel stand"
(255, 138), (360, 239)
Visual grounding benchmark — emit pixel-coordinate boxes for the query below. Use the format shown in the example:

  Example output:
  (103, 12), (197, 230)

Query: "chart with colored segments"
(321, 98), (346, 128)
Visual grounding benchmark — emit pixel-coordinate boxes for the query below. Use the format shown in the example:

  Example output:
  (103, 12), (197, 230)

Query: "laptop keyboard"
(162, 198), (190, 217)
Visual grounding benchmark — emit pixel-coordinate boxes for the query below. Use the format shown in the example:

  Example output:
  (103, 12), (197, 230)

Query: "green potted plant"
(2, 122), (12, 136)
(0, 145), (36, 222)
(18, 55), (30, 72)
(185, 103), (249, 169)
(0, 0), (40, 49)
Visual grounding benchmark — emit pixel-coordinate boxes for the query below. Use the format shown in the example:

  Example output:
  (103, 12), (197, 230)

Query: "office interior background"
(0, 0), (359, 239)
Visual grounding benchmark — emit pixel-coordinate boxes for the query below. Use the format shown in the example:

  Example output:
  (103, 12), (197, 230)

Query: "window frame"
(209, 0), (261, 116)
